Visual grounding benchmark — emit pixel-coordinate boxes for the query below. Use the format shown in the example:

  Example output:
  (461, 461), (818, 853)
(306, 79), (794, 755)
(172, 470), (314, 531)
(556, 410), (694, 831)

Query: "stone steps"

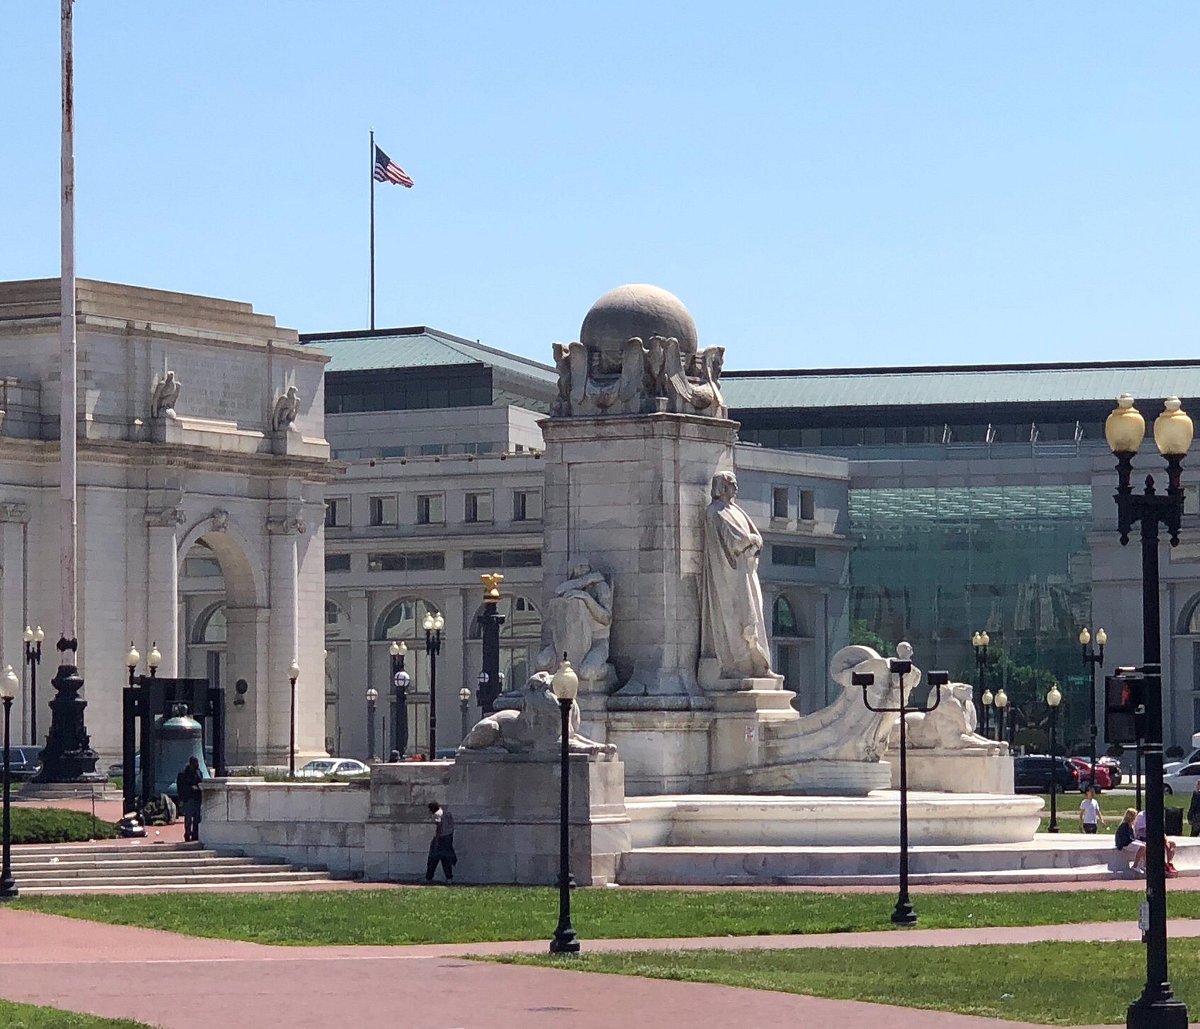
(8, 841), (334, 895)
(617, 836), (1200, 886)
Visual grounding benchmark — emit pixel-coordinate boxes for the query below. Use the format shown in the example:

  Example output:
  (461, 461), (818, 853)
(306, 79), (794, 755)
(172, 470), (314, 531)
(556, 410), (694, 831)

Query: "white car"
(1162, 761), (1200, 795)
(294, 758), (371, 779)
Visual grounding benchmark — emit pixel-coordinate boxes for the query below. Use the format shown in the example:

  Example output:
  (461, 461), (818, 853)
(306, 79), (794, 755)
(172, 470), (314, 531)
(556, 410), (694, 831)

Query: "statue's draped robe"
(701, 497), (772, 679)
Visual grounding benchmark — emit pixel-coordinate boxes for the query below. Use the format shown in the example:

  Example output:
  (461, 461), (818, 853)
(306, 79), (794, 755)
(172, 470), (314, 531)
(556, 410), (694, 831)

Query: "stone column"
(145, 504), (185, 677)
(0, 502), (28, 737)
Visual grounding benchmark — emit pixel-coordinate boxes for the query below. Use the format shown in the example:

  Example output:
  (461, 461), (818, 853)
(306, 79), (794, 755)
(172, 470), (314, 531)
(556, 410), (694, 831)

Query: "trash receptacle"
(1165, 806), (1184, 837)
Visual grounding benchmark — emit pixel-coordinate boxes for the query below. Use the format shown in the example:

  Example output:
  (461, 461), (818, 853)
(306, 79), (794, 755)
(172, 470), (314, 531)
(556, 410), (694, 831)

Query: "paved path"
(5, 907), (1200, 1029)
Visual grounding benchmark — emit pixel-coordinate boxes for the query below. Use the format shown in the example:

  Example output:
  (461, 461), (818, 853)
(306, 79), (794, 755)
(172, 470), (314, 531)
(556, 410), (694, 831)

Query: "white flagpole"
(369, 128), (377, 330)
(60, 0), (78, 653)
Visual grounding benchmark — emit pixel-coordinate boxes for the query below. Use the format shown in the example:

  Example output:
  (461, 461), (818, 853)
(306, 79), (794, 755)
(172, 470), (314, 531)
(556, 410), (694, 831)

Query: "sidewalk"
(3, 907), (1200, 1029)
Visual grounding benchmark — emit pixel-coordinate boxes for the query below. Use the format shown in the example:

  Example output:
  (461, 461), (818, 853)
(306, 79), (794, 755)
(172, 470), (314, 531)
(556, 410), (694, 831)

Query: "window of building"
(325, 553), (351, 573)
(368, 552), (446, 572)
(381, 446), (407, 459)
(416, 494), (445, 525)
(465, 492), (493, 523)
(463, 549), (543, 569)
(513, 489), (542, 521)
(772, 544), (817, 568)
(325, 497), (350, 528)
(799, 489), (815, 521)
(772, 487), (789, 520)
(463, 549), (502, 570)
(183, 556), (222, 577)
(773, 596), (801, 636)
(369, 495), (398, 526)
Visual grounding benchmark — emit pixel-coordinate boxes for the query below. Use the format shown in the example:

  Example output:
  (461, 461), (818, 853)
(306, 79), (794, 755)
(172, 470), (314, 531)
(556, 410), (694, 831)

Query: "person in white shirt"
(1079, 787), (1104, 834)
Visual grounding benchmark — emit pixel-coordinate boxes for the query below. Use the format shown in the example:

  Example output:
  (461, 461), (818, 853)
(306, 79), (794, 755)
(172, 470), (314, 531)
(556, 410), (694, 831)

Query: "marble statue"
(535, 560), (615, 690)
(271, 386), (300, 431)
(903, 681), (997, 751)
(550, 284), (727, 419)
(150, 371), (181, 419)
(459, 671), (616, 756)
(700, 471), (772, 680)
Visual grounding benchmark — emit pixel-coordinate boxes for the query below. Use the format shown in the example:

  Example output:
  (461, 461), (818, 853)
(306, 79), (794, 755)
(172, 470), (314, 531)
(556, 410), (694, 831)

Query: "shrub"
(10, 807), (117, 844)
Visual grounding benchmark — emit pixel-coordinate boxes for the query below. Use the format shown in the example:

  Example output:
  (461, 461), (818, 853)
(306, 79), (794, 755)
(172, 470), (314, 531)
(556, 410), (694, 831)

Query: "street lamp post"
(980, 687), (994, 738)
(1046, 683), (1063, 834)
(1, 665), (18, 900)
(994, 687), (1008, 746)
(1079, 627), (1108, 793)
(549, 655), (581, 954)
(366, 687), (378, 761)
(390, 641), (410, 758)
(1105, 392), (1191, 1029)
(423, 612), (444, 759)
(458, 687), (472, 742)
(971, 630), (990, 733)
(852, 643), (950, 926)
(288, 659), (300, 778)
(22, 626), (43, 746)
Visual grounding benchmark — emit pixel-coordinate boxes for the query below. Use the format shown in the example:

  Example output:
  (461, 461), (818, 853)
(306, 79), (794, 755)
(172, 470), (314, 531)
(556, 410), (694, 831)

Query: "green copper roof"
(723, 361), (1200, 410)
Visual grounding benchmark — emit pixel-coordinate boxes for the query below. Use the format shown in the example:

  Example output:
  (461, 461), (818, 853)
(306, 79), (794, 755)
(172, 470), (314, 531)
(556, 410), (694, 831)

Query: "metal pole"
(0, 697), (16, 899)
(1048, 703), (1059, 833)
(461, 697), (470, 741)
(59, 0), (78, 650)
(367, 698), (376, 761)
(25, 642), (40, 746)
(549, 696), (579, 953)
(289, 676), (297, 777)
(369, 128), (376, 330)
(893, 667), (915, 926)
(427, 631), (439, 759)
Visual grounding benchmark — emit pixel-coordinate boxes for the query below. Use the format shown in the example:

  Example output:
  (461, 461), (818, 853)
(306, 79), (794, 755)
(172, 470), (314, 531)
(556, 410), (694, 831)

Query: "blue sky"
(5, 2), (1200, 370)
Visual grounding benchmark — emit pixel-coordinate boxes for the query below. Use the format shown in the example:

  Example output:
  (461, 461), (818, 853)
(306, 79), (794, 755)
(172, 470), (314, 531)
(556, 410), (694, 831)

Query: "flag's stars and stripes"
(373, 146), (414, 188)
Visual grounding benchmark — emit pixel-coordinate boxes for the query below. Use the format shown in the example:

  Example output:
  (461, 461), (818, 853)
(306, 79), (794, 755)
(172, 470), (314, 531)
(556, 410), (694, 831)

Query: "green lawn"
(10, 887), (1192, 946)
(0, 999), (151, 1028)
(497, 940), (1197, 1026)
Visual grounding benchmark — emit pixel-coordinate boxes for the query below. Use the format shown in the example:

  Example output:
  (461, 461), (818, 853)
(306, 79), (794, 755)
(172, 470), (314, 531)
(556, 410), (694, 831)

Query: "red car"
(1068, 757), (1113, 791)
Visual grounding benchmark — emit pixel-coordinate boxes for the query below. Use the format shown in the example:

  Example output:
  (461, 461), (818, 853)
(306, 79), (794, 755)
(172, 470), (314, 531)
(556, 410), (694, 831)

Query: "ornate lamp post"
(458, 687), (472, 742)
(1046, 682), (1063, 833)
(477, 574), (505, 714)
(549, 655), (581, 954)
(980, 687), (994, 738)
(22, 625), (43, 745)
(1079, 627), (1107, 792)
(288, 658), (300, 778)
(365, 687), (378, 761)
(390, 641), (409, 757)
(423, 611), (444, 759)
(1, 664), (18, 900)
(1105, 392), (1191, 1029)
(852, 643), (950, 926)
(994, 687), (1008, 745)
(971, 630), (990, 732)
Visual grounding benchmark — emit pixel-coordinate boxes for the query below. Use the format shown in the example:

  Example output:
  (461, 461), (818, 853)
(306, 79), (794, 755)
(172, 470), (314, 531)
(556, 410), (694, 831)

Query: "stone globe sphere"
(580, 284), (698, 363)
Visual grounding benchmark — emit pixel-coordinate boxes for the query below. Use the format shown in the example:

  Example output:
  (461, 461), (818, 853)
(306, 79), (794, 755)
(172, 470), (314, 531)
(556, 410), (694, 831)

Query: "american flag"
(373, 146), (414, 188)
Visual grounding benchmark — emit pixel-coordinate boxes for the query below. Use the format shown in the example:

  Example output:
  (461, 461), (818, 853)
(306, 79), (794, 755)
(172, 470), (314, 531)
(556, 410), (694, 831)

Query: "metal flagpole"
(369, 128), (376, 330)
(60, 0), (77, 649)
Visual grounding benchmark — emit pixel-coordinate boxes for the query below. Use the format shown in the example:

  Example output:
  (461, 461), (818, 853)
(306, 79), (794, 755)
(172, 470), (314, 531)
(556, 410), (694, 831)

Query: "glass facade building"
(848, 483), (1093, 746)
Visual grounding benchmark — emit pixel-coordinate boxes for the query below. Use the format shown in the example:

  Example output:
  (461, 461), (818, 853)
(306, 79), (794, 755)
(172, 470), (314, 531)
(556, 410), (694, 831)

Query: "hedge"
(9, 807), (118, 844)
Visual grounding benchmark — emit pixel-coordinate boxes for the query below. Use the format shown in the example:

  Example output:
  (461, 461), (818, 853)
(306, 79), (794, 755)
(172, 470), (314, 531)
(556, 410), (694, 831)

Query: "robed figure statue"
(701, 470), (773, 680)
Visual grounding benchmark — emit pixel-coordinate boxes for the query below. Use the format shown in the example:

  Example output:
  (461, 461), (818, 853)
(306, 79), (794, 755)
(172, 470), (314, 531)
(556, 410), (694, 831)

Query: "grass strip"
(11, 887), (1192, 946)
(0, 999), (151, 1028)
(495, 940), (1198, 1026)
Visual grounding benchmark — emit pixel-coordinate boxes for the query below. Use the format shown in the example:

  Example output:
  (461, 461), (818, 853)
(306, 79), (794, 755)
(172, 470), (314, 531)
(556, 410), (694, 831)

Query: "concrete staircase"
(8, 841), (335, 894)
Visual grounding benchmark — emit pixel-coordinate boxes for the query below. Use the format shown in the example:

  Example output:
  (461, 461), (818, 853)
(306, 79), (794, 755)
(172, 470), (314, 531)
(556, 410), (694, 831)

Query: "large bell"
(154, 706), (210, 798)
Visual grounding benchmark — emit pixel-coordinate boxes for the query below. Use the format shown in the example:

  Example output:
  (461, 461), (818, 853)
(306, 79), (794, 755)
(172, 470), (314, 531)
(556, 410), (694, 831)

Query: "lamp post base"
(890, 900), (917, 926)
(0, 878), (17, 900)
(1127, 998), (1189, 1029)
(549, 925), (581, 954)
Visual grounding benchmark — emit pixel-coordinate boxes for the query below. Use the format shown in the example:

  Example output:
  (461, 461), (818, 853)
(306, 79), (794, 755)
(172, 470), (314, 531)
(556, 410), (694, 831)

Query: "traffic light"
(1105, 666), (1146, 745)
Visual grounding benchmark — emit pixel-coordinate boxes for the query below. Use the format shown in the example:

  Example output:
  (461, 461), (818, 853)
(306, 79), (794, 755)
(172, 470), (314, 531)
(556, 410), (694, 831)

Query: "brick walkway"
(4, 907), (1200, 1029)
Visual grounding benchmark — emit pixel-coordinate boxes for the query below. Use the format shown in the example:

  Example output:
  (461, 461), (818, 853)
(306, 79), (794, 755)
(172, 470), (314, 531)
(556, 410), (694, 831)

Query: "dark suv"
(5, 745), (43, 781)
(1014, 755), (1079, 793)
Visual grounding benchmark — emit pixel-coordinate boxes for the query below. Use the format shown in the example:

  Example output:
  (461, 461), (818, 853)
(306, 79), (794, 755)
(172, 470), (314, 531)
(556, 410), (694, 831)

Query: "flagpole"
(60, 0), (78, 651)
(369, 128), (376, 331)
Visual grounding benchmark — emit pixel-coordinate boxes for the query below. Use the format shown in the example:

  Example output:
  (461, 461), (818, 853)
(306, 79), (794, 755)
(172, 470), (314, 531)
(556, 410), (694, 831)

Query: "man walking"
(425, 801), (457, 882)
(175, 756), (204, 844)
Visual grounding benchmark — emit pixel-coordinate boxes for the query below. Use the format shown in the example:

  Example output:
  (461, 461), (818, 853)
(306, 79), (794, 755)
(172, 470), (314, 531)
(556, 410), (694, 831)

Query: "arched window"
(773, 595), (800, 637)
(1183, 594), (1200, 635)
(376, 597), (439, 641)
(325, 600), (351, 640)
(192, 603), (227, 644)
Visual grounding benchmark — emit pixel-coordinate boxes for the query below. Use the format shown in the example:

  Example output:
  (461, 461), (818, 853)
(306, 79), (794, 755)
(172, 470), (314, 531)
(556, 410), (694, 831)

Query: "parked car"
(6, 745), (43, 781)
(1163, 762), (1200, 795)
(1097, 755), (1123, 785)
(294, 758), (370, 779)
(1067, 757), (1113, 791)
(1014, 755), (1080, 793)
(1165, 747), (1200, 777)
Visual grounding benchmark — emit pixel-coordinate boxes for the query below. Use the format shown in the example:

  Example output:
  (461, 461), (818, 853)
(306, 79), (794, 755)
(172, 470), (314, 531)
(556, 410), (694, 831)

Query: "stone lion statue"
(459, 671), (616, 757)
(903, 681), (997, 751)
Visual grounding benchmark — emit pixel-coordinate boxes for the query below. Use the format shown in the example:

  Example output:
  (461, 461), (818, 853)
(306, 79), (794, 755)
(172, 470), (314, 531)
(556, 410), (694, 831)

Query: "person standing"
(1078, 787), (1105, 834)
(1189, 781), (1200, 838)
(425, 801), (456, 882)
(176, 756), (204, 844)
